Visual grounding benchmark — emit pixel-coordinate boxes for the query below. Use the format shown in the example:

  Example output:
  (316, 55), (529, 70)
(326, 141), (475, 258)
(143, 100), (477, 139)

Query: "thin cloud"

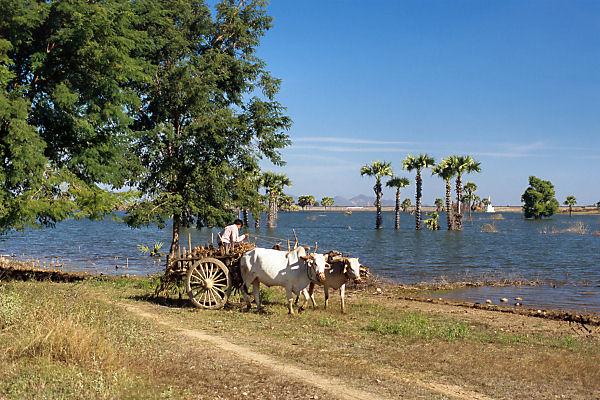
(292, 144), (414, 153)
(293, 136), (415, 145)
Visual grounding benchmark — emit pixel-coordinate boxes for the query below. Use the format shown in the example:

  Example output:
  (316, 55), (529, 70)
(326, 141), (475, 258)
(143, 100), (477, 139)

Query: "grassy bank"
(1, 277), (599, 399)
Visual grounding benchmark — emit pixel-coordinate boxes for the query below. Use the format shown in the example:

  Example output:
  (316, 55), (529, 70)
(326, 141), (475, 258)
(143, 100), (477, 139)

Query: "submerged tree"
(463, 182), (478, 218)
(448, 155), (481, 230)
(386, 177), (410, 230)
(262, 172), (291, 228)
(424, 211), (440, 230)
(124, 1), (291, 255)
(521, 176), (559, 219)
(434, 198), (444, 213)
(360, 161), (393, 229)
(564, 195), (577, 217)
(401, 198), (412, 213)
(403, 154), (435, 230)
(432, 158), (456, 231)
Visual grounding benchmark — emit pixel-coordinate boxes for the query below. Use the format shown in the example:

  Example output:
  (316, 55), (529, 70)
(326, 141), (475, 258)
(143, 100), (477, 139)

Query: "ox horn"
(314, 241), (318, 253)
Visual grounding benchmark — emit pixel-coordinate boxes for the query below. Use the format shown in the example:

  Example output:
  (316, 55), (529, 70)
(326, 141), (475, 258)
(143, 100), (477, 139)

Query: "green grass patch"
(365, 312), (471, 341)
(317, 316), (339, 328)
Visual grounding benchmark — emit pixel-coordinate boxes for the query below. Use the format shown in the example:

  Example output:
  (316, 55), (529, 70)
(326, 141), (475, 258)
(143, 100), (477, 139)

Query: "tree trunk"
(243, 209), (249, 227)
(445, 179), (453, 230)
(374, 180), (382, 229)
(254, 212), (260, 229)
(267, 193), (277, 228)
(455, 175), (463, 230)
(167, 214), (181, 271)
(394, 189), (400, 230)
(569, 206), (572, 217)
(415, 170), (422, 230)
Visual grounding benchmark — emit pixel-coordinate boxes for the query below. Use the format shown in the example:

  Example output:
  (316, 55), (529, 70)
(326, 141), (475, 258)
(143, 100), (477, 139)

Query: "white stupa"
(485, 196), (495, 213)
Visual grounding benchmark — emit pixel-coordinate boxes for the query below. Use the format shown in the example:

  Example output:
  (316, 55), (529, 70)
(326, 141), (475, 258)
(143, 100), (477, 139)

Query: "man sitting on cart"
(219, 219), (248, 248)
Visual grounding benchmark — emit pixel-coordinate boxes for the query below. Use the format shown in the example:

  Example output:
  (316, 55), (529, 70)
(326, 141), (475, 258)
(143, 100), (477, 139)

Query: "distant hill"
(332, 195), (395, 207)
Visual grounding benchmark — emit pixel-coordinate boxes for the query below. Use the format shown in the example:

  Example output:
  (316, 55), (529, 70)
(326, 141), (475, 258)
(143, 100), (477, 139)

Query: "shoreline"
(294, 205), (600, 214)
(3, 259), (598, 323)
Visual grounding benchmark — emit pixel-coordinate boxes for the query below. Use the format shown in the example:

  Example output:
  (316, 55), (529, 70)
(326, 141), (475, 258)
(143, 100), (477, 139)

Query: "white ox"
(239, 247), (327, 314)
(307, 254), (362, 313)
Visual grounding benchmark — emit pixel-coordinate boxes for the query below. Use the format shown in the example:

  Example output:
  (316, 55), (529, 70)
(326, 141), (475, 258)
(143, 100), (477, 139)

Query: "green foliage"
(401, 198), (412, 212)
(564, 196), (576, 206)
(320, 196), (334, 208)
(278, 194), (295, 211)
(521, 176), (559, 219)
(121, 1), (291, 241)
(138, 241), (164, 257)
(424, 211), (440, 230)
(402, 154), (436, 173)
(0, 0), (147, 231)
(297, 195), (316, 209)
(434, 198), (444, 212)
(386, 176), (410, 190)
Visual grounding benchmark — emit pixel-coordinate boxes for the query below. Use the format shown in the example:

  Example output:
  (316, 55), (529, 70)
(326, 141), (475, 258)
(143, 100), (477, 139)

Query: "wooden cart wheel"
(186, 258), (230, 309)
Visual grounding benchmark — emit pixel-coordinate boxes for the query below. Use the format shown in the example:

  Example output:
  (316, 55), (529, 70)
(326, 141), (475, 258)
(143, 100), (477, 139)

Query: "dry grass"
(6, 317), (118, 370)
(1, 278), (600, 399)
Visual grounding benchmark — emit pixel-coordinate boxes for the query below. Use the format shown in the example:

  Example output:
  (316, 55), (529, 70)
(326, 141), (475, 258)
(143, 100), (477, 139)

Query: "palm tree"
(386, 176), (410, 230)
(463, 182), (478, 218)
(261, 172), (291, 228)
(403, 154), (436, 230)
(360, 161), (393, 229)
(401, 198), (412, 213)
(432, 158), (456, 230)
(434, 198), (444, 213)
(448, 155), (481, 230)
(564, 195), (576, 217)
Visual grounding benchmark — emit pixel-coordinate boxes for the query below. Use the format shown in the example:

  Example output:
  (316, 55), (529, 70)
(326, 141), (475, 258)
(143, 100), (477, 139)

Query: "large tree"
(360, 161), (393, 229)
(521, 176), (559, 219)
(0, 0), (140, 231)
(563, 195), (576, 217)
(431, 158), (456, 231)
(448, 155), (481, 230)
(123, 1), (291, 255)
(386, 176), (410, 230)
(262, 172), (291, 228)
(403, 154), (435, 230)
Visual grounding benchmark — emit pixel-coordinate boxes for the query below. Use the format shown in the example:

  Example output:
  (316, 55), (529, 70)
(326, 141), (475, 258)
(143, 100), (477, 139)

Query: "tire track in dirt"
(122, 302), (495, 400)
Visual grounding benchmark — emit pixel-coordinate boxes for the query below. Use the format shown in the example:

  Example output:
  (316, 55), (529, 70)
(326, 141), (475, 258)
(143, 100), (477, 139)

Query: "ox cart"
(155, 242), (256, 309)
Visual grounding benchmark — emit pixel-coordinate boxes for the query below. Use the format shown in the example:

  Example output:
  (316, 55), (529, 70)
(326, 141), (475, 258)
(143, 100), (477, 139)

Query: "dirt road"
(123, 302), (495, 400)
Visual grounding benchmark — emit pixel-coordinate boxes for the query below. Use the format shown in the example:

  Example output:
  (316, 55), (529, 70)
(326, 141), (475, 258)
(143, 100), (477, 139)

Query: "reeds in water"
(539, 221), (589, 235)
(481, 222), (498, 233)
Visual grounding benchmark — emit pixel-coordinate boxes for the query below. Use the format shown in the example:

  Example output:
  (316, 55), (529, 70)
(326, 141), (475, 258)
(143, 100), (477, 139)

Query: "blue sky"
(256, 0), (600, 205)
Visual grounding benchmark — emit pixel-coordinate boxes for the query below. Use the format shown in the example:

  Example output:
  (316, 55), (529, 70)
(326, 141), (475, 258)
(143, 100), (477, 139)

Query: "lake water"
(1, 211), (599, 314)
